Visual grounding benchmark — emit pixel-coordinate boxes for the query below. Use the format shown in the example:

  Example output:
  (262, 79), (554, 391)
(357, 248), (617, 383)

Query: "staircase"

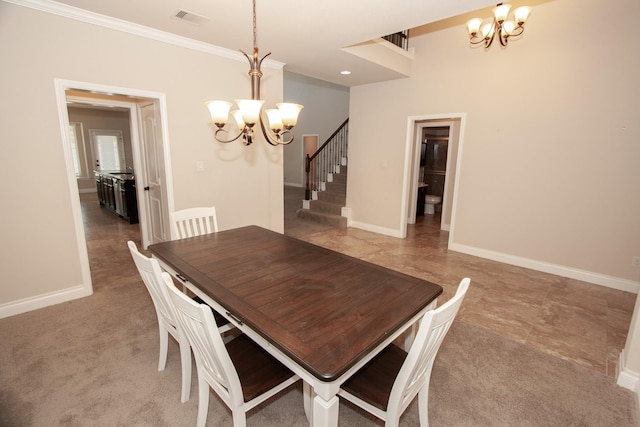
(298, 118), (349, 228)
(296, 161), (348, 228)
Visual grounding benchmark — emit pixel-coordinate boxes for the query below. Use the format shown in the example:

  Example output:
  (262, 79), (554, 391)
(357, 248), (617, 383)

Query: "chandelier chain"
(252, 0), (258, 51)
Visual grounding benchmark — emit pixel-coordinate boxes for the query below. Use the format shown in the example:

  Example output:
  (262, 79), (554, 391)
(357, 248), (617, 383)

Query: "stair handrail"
(304, 118), (349, 200)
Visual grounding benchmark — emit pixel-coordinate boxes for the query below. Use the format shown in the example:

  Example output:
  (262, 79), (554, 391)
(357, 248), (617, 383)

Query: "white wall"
(0, 2), (285, 313)
(347, 0), (640, 289)
(283, 71), (350, 187)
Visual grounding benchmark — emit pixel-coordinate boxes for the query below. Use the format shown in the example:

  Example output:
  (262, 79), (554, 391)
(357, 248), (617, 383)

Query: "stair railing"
(383, 30), (409, 50)
(304, 118), (348, 200)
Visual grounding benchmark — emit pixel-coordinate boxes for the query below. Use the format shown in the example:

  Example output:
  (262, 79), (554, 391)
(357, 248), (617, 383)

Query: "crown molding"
(3, 0), (285, 70)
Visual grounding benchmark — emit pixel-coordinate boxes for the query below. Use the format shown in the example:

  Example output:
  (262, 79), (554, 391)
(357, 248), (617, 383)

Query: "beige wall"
(0, 2), (285, 312)
(283, 71), (350, 187)
(347, 0), (640, 287)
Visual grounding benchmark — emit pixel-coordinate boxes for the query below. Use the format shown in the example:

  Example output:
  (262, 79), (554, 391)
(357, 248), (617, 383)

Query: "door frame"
(54, 79), (175, 292)
(401, 113), (466, 241)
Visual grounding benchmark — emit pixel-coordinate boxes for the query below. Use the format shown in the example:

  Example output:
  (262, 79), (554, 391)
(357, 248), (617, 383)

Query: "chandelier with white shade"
(466, 3), (531, 49)
(206, 0), (303, 146)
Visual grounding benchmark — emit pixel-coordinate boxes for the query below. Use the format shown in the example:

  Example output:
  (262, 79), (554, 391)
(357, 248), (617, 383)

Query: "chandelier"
(206, 0), (303, 146)
(466, 3), (531, 49)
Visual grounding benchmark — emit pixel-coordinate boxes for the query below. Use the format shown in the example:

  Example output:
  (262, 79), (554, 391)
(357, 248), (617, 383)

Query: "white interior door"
(139, 102), (168, 244)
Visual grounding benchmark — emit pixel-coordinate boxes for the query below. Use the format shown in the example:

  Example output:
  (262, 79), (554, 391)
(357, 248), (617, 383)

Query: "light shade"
(206, 101), (232, 126)
(235, 99), (264, 125)
(493, 4), (511, 22)
(514, 6), (531, 24)
(481, 22), (494, 39)
(466, 18), (483, 36)
(502, 20), (516, 35)
(265, 109), (283, 131)
(277, 103), (304, 128)
(231, 110), (245, 128)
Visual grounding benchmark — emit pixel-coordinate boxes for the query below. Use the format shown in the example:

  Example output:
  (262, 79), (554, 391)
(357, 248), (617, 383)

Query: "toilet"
(424, 195), (441, 215)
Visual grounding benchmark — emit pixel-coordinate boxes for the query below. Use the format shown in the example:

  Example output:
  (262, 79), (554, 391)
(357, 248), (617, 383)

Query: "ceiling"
(47, 0), (498, 87)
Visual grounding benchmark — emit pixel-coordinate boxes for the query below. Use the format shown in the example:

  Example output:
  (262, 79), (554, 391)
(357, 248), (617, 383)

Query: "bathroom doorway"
(402, 114), (465, 239)
(420, 125), (449, 220)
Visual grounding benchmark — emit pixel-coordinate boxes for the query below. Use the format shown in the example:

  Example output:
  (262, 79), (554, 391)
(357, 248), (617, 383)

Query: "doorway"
(54, 79), (175, 293)
(402, 113), (466, 241)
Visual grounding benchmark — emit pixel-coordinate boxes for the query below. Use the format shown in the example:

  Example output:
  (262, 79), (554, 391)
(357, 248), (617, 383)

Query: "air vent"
(172, 9), (210, 25)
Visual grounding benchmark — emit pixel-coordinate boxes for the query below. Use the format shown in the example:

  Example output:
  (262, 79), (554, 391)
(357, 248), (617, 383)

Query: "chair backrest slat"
(170, 207), (219, 240)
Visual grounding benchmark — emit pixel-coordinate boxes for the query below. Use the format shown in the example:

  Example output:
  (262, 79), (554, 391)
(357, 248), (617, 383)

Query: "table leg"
(303, 382), (313, 422)
(404, 299), (438, 350)
(404, 321), (419, 351)
(312, 393), (339, 427)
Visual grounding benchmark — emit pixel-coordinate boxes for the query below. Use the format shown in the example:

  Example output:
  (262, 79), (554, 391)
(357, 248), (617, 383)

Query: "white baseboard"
(617, 350), (640, 423)
(341, 219), (639, 293)
(0, 285), (92, 319)
(449, 242), (640, 294)
(617, 350), (639, 391)
(283, 182), (303, 188)
(349, 220), (405, 238)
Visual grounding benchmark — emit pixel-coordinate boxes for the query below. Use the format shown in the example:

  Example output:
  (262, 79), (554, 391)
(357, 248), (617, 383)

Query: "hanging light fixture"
(206, 0), (303, 146)
(466, 3), (531, 49)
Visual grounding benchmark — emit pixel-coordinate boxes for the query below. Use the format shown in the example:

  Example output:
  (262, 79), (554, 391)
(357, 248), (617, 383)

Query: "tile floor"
(82, 187), (636, 379)
(283, 186), (636, 378)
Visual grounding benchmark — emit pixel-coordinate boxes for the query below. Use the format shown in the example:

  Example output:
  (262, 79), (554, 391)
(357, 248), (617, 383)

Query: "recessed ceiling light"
(340, 70), (351, 75)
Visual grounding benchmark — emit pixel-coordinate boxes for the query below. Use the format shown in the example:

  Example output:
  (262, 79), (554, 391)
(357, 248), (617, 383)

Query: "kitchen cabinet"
(95, 171), (138, 224)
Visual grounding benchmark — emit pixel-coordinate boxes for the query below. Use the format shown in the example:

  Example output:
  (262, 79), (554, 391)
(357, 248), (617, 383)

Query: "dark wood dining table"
(148, 225), (442, 426)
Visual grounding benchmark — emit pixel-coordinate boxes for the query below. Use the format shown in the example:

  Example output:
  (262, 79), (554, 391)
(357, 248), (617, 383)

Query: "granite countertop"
(95, 171), (135, 180)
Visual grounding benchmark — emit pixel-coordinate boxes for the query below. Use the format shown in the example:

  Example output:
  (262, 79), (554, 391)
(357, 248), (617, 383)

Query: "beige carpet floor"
(0, 263), (636, 426)
(0, 191), (636, 425)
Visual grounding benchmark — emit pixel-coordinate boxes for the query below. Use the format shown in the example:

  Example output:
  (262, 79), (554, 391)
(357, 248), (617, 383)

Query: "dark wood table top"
(149, 225), (442, 381)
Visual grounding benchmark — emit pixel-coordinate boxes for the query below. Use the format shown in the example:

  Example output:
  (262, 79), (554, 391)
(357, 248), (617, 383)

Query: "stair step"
(330, 172), (347, 185)
(309, 200), (343, 215)
(317, 190), (345, 205)
(296, 209), (347, 228)
(322, 180), (346, 195)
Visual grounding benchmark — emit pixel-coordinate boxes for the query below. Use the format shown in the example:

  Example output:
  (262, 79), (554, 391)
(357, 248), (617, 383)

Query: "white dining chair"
(338, 278), (470, 427)
(170, 206), (219, 240)
(163, 274), (300, 427)
(128, 240), (193, 403)
(128, 241), (234, 403)
(167, 206), (233, 328)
